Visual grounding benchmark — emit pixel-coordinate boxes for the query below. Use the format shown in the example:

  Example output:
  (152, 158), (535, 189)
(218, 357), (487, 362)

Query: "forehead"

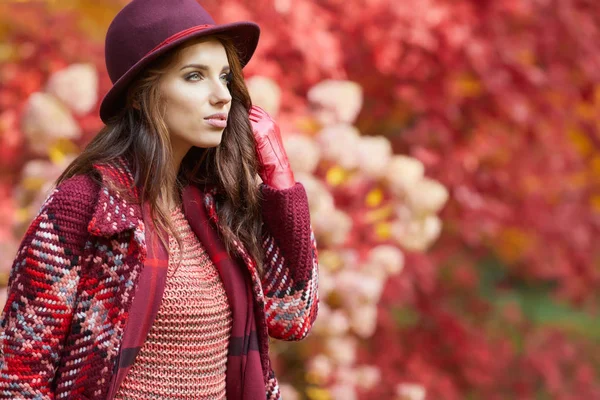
(173, 39), (229, 67)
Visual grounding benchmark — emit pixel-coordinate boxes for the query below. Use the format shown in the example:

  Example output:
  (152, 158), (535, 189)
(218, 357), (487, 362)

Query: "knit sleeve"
(0, 174), (98, 399)
(259, 182), (319, 341)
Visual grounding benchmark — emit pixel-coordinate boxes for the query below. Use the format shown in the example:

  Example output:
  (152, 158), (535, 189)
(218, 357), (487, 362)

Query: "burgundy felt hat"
(99, 0), (260, 123)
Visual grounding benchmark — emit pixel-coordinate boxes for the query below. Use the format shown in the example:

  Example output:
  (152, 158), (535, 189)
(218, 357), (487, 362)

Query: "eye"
(221, 72), (233, 84)
(185, 72), (203, 81)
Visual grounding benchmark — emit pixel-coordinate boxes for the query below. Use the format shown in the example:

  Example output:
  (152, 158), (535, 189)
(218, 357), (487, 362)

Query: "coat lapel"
(83, 157), (150, 399)
(87, 157), (174, 398)
(105, 199), (170, 399)
(87, 158), (144, 238)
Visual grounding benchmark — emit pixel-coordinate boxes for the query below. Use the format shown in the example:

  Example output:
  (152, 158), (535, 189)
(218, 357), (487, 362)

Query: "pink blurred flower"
(312, 303), (332, 335)
(21, 158), (73, 187)
(0, 239), (19, 277)
(283, 135), (321, 174)
(356, 135), (392, 179)
(329, 383), (357, 400)
(16, 157), (77, 222)
(404, 178), (449, 214)
(313, 207), (352, 247)
(325, 336), (358, 366)
(307, 80), (363, 125)
(21, 92), (80, 155)
(392, 215), (443, 252)
(316, 268), (335, 300)
(0, 110), (24, 169)
(45, 63), (98, 115)
(307, 354), (335, 382)
(349, 304), (378, 338)
(316, 124), (361, 169)
(396, 383), (427, 400)
(0, 287), (7, 310)
(367, 245), (405, 277)
(278, 383), (299, 400)
(0, 183), (16, 240)
(335, 270), (384, 307)
(246, 75), (281, 116)
(326, 309), (351, 336)
(384, 155), (425, 197)
(354, 365), (382, 390)
(334, 365), (357, 387)
(295, 172), (334, 213)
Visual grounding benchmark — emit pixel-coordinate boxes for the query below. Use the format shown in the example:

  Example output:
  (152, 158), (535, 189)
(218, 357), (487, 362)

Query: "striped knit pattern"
(258, 184), (320, 342)
(114, 205), (232, 399)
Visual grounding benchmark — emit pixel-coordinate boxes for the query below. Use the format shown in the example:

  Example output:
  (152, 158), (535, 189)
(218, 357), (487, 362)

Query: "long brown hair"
(55, 34), (264, 274)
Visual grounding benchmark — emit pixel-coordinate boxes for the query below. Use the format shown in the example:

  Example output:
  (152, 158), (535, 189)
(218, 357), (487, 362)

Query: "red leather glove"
(249, 105), (296, 190)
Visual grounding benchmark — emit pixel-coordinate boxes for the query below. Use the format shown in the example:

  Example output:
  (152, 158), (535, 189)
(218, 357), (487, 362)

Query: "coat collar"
(84, 155), (262, 299)
(87, 156), (144, 237)
(86, 155), (221, 237)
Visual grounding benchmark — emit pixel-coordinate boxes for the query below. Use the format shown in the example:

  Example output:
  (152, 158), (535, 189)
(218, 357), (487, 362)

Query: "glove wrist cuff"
(265, 169), (296, 190)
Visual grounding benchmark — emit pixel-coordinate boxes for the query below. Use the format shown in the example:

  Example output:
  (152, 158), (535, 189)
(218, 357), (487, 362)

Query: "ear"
(132, 99), (141, 110)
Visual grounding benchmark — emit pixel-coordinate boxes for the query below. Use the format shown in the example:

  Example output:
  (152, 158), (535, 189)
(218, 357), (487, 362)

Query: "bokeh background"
(1, 1), (599, 399)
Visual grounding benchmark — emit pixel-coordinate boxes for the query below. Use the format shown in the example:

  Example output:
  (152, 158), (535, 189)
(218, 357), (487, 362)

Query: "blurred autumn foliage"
(202, 1), (600, 398)
(1, 1), (599, 399)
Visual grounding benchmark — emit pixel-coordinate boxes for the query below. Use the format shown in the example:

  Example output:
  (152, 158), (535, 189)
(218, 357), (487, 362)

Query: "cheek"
(165, 101), (195, 127)
(167, 94), (200, 117)
(163, 79), (209, 110)
(163, 86), (207, 130)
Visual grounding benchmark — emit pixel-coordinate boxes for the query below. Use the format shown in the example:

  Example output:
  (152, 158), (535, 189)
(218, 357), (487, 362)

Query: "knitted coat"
(0, 157), (319, 399)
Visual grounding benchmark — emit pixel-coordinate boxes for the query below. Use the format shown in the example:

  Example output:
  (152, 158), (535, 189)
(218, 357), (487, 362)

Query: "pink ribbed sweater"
(114, 204), (233, 399)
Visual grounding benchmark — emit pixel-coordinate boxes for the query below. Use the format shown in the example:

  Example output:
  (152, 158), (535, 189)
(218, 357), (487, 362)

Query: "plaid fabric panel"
(0, 176), (100, 398)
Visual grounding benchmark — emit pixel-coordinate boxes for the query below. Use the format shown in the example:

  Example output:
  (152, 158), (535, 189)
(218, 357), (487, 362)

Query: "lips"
(204, 113), (228, 128)
(204, 113), (227, 121)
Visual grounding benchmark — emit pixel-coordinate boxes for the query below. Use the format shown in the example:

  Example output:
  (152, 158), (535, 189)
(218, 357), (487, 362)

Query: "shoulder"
(40, 173), (101, 224)
(55, 173), (101, 197)
(11, 174), (102, 281)
(6, 175), (101, 301)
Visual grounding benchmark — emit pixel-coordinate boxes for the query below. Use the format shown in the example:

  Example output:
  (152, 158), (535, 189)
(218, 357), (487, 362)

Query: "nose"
(210, 79), (232, 107)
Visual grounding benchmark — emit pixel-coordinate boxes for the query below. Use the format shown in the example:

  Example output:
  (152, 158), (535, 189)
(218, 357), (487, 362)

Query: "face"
(159, 39), (233, 157)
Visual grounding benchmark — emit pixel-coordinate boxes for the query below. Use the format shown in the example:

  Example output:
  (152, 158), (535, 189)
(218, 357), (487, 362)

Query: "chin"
(193, 131), (224, 148)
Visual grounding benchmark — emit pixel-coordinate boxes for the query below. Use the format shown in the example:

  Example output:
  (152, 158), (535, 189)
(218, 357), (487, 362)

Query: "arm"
(249, 105), (319, 341)
(0, 175), (96, 398)
(260, 182), (319, 341)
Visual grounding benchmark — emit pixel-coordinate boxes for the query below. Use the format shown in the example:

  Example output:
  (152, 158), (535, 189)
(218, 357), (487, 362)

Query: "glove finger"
(267, 136), (287, 169)
(249, 110), (262, 122)
(250, 106), (267, 118)
(249, 110), (263, 121)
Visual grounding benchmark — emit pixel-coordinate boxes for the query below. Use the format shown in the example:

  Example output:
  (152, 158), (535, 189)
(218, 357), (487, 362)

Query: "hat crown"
(105, 0), (216, 84)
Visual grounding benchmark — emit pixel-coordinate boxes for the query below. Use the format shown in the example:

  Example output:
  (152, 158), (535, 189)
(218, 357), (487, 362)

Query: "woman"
(0, 0), (319, 399)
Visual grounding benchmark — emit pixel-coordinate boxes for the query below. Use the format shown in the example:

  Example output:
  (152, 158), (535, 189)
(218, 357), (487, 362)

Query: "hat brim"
(99, 22), (260, 123)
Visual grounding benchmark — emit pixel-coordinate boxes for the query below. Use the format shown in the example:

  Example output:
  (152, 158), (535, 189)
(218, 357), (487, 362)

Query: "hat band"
(147, 24), (214, 55)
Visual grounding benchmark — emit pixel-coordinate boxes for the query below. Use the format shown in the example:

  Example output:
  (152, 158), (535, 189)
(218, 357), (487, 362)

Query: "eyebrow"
(180, 64), (231, 72)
